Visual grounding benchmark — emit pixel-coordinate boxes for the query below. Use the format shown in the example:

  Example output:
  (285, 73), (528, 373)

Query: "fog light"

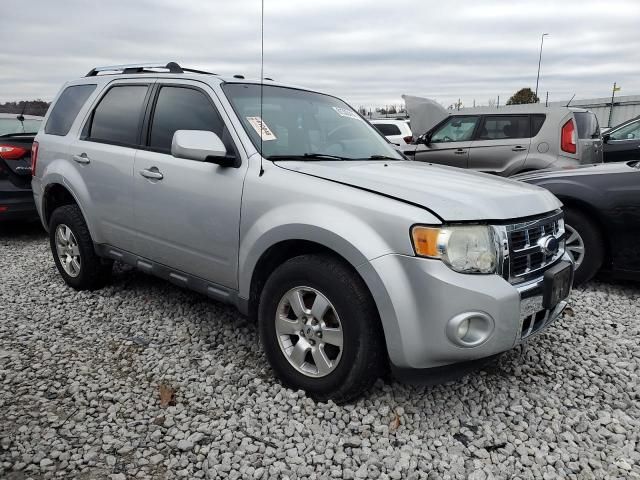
(446, 312), (494, 347)
(457, 318), (470, 339)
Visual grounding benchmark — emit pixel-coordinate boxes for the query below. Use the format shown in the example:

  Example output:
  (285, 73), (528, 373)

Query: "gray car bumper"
(358, 253), (572, 371)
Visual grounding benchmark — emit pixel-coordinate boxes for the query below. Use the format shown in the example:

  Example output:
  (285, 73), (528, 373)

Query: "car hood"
(513, 161), (637, 182)
(402, 95), (449, 137)
(275, 160), (561, 221)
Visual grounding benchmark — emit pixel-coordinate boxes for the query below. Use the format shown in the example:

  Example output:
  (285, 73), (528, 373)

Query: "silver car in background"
(404, 99), (603, 176)
(32, 63), (573, 402)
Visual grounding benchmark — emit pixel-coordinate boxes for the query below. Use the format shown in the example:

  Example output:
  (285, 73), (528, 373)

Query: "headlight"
(411, 225), (497, 274)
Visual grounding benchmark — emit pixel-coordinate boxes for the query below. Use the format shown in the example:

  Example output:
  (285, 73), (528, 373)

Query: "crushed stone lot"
(1, 223), (639, 480)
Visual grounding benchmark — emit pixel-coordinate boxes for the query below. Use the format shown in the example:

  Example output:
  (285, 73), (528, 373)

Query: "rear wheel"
(49, 204), (113, 290)
(258, 254), (386, 403)
(563, 207), (604, 285)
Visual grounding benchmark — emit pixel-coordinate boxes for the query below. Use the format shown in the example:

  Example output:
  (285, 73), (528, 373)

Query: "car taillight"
(0, 144), (28, 160)
(31, 141), (39, 176)
(403, 135), (414, 144)
(561, 120), (576, 154)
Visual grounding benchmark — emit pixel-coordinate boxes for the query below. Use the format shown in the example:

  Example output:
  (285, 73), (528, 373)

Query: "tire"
(564, 207), (604, 286)
(258, 254), (386, 403)
(49, 204), (113, 290)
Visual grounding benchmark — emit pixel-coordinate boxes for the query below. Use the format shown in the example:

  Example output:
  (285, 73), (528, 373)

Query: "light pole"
(535, 33), (549, 102)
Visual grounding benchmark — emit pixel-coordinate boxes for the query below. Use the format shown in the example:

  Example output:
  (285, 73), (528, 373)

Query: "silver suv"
(405, 103), (603, 176)
(32, 62), (573, 401)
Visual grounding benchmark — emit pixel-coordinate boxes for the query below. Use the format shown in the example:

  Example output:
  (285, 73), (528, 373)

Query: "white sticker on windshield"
(246, 116), (277, 141)
(332, 106), (361, 120)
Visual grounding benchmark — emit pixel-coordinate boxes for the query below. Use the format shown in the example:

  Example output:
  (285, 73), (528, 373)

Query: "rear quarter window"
(45, 84), (96, 136)
(574, 112), (600, 139)
(531, 114), (546, 136)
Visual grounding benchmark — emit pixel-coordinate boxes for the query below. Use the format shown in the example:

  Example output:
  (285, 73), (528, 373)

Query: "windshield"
(222, 83), (402, 160)
(0, 117), (42, 136)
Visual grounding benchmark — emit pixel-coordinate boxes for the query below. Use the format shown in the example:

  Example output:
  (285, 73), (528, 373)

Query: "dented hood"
(402, 94), (449, 137)
(275, 160), (562, 222)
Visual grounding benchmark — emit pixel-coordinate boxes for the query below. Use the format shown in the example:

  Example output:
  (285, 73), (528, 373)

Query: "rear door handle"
(139, 168), (164, 180)
(512, 146), (527, 151)
(72, 153), (90, 164)
(454, 149), (466, 155)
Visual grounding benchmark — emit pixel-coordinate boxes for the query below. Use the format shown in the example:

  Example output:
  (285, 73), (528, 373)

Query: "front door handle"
(512, 146), (527, 151)
(454, 149), (466, 155)
(139, 168), (164, 180)
(72, 153), (90, 164)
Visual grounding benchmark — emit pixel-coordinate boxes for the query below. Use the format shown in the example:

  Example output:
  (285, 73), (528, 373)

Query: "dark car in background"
(603, 116), (640, 162)
(515, 161), (640, 285)
(0, 113), (42, 222)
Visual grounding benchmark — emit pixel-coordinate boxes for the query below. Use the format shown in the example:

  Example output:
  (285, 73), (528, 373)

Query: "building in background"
(548, 95), (640, 129)
(458, 95), (640, 129)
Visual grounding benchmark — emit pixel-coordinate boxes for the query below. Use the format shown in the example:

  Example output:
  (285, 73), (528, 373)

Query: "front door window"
(430, 116), (479, 143)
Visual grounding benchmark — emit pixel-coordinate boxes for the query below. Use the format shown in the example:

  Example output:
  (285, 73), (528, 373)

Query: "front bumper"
(358, 253), (572, 370)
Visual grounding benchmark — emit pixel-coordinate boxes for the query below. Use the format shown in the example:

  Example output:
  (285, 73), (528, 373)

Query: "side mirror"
(171, 130), (239, 167)
(602, 133), (610, 143)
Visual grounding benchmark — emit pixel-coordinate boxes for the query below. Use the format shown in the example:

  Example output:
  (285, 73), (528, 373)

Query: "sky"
(2, 0), (640, 109)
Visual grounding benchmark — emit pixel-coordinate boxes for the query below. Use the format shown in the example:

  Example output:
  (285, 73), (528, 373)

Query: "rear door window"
(574, 112), (600, 139)
(86, 85), (149, 146)
(477, 115), (530, 140)
(45, 84), (96, 136)
(148, 86), (230, 153)
(373, 123), (402, 136)
(431, 116), (479, 143)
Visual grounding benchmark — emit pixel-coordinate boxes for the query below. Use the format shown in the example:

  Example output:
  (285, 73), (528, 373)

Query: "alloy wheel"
(275, 286), (343, 378)
(55, 224), (81, 277)
(565, 224), (585, 269)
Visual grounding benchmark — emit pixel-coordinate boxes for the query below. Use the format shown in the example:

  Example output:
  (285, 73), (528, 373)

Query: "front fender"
(531, 178), (611, 213)
(238, 202), (416, 300)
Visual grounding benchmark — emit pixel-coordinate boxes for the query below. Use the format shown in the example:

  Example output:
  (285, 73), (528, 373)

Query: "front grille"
(505, 212), (564, 283)
(521, 308), (549, 339)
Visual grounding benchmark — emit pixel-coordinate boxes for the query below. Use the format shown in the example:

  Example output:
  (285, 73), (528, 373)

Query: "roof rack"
(85, 62), (216, 77)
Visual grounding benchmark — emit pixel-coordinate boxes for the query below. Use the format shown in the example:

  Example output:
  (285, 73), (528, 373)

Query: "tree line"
(0, 100), (50, 117)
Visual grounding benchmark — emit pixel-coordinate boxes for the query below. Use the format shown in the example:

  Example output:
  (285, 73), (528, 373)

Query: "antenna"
(16, 102), (26, 129)
(258, 0), (265, 177)
(565, 94), (575, 108)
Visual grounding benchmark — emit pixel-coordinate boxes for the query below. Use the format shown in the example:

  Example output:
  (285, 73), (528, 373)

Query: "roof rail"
(85, 62), (216, 77)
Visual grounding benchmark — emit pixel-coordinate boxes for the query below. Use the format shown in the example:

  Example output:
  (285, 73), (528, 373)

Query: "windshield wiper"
(366, 155), (402, 160)
(268, 153), (350, 161)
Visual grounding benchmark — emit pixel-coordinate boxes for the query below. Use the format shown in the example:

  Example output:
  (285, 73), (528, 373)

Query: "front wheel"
(258, 254), (386, 403)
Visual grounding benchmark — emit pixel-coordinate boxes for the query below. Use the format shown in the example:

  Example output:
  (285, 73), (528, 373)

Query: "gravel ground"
(1, 222), (639, 480)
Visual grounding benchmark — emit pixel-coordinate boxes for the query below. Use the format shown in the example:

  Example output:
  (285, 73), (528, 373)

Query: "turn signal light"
(411, 226), (441, 258)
